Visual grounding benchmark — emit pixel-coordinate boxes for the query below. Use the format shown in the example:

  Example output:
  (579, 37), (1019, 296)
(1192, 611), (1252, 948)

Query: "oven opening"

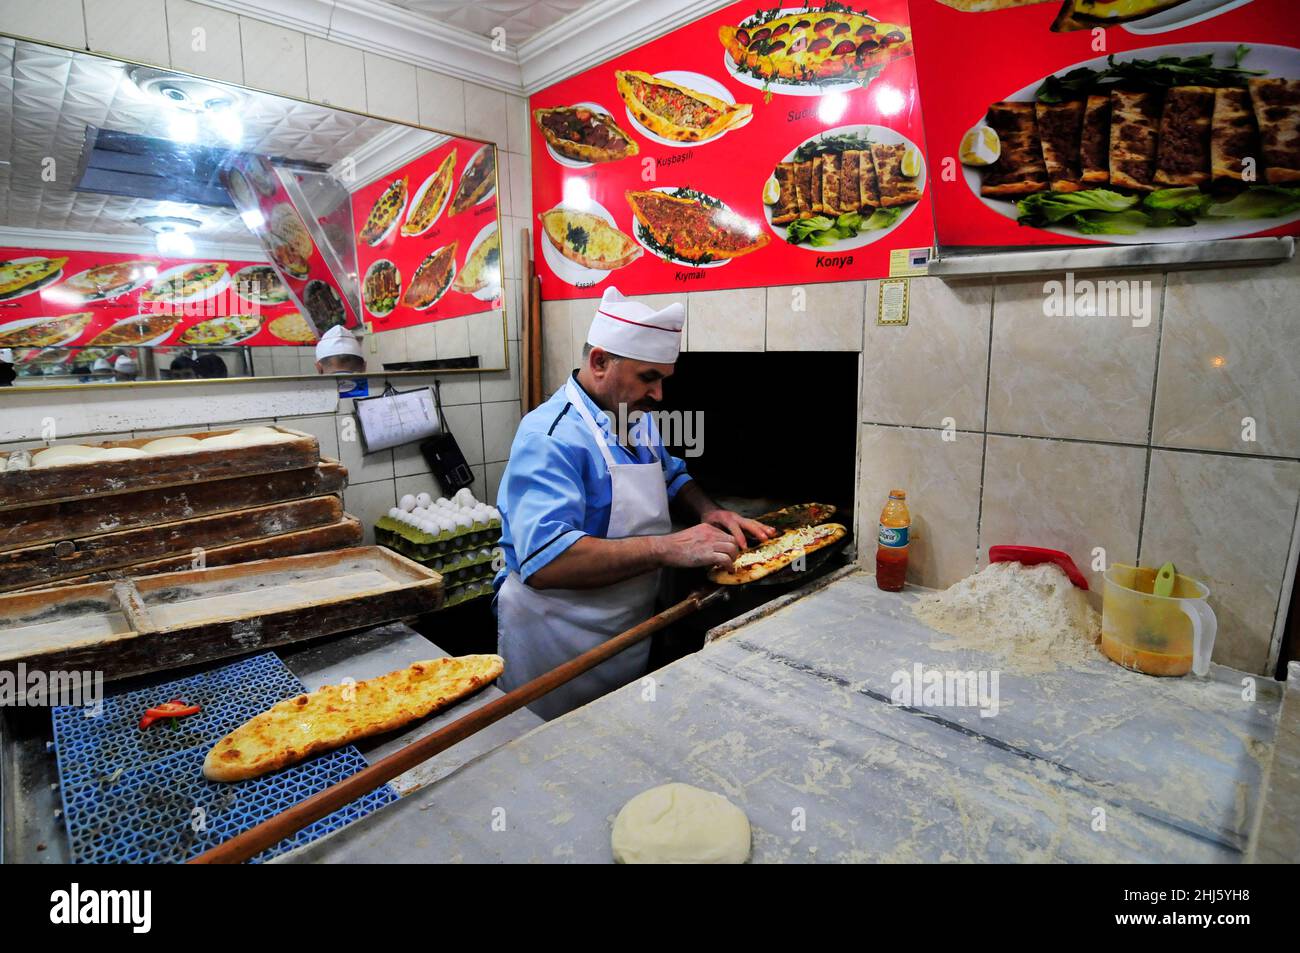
(651, 350), (860, 666)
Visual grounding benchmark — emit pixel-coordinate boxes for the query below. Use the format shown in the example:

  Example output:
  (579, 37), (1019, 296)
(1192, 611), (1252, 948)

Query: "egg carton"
(444, 579), (494, 608)
(422, 545), (498, 576)
(440, 560), (496, 588)
(375, 517), (501, 555)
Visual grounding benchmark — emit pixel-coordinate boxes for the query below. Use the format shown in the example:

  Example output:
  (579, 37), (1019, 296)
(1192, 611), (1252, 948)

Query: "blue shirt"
(494, 373), (692, 590)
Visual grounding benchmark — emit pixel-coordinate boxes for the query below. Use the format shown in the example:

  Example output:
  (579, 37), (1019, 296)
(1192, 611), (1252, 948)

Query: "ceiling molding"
(0, 225), (267, 262)
(194, 0), (731, 98)
(517, 0), (734, 94)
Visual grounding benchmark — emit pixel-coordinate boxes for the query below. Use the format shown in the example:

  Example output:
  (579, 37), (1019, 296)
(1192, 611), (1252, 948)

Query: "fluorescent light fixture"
(240, 208), (265, 229)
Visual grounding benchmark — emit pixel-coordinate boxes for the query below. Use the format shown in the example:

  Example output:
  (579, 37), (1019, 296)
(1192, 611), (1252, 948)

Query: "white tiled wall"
(543, 255), (1300, 675)
(0, 0), (526, 540)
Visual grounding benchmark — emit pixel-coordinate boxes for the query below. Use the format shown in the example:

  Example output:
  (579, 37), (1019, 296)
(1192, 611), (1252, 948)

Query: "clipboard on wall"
(353, 384), (441, 453)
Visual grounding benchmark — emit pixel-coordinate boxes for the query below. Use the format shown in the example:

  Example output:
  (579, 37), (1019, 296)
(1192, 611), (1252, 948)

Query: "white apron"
(497, 378), (671, 720)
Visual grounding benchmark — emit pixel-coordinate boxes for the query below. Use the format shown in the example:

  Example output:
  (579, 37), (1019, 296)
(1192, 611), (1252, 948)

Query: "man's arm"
(527, 524), (741, 590)
(673, 480), (777, 550)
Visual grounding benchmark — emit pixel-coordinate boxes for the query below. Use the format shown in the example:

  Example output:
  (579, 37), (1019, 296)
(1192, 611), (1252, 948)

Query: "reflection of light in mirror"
(156, 231), (195, 256)
(1210, 355), (1226, 368)
(168, 112), (198, 143)
(874, 84), (905, 117)
(817, 91), (848, 125)
(209, 108), (242, 144)
(563, 177), (592, 210)
(240, 209), (265, 229)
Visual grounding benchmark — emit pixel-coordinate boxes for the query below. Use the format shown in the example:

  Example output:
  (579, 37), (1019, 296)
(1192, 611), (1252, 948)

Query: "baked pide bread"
(719, 11), (912, 84)
(1249, 78), (1300, 185)
(0, 256), (67, 300)
(360, 177), (407, 245)
(0, 311), (93, 347)
(450, 145), (495, 215)
(1052, 0), (1190, 32)
(535, 106), (639, 163)
(453, 229), (500, 294)
(204, 655), (505, 782)
(402, 242), (458, 309)
(614, 70), (751, 142)
(403, 150), (457, 236)
(709, 523), (847, 585)
(539, 208), (641, 270)
(625, 190), (770, 263)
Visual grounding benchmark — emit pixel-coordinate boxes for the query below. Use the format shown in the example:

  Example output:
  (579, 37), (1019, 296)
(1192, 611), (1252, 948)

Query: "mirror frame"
(0, 31), (513, 393)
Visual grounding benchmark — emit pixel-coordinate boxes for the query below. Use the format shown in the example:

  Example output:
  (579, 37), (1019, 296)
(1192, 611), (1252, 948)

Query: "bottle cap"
(889, 489), (906, 500)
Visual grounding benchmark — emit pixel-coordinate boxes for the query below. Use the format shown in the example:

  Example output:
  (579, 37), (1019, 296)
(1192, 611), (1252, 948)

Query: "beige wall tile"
(0, 0), (86, 47)
(416, 68), (466, 135)
(393, 441), (432, 479)
(443, 402), (485, 466)
(766, 282), (864, 351)
(541, 299), (574, 394)
(1152, 262), (1300, 458)
(857, 425), (984, 589)
(467, 309), (509, 369)
(335, 414), (394, 483)
(1140, 449), (1300, 674)
(480, 339), (521, 402)
(435, 316), (471, 359)
(863, 277), (991, 431)
(239, 19), (307, 99)
(166, 0), (242, 83)
(405, 322), (437, 362)
(276, 412), (340, 460)
(374, 326), (408, 367)
(506, 151), (531, 223)
(980, 435), (1146, 598)
(988, 272), (1161, 444)
(688, 287), (765, 352)
(342, 479), (397, 545)
(364, 52), (418, 124)
(505, 94), (530, 155)
(485, 460), (508, 506)
(464, 81), (508, 145)
(86, 0), (169, 65)
(482, 399), (521, 463)
(305, 36), (365, 112)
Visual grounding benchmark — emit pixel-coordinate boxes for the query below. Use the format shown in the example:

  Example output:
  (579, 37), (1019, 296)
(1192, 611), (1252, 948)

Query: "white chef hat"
(315, 325), (363, 360)
(115, 356), (138, 374)
(92, 358), (112, 371)
(586, 286), (684, 365)
(0, 348), (13, 364)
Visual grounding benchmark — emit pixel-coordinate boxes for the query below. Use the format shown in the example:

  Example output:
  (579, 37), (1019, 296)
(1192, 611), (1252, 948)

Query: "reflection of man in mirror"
(91, 357), (113, 380)
(0, 349), (15, 387)
(114, 356), (139, 382)
(315, 325), (366, 375)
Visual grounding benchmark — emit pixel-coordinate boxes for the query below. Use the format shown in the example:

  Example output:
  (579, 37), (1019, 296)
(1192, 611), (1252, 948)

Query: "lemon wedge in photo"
(762, 175), (781, 205)
(900, 146), (923, 178)
(959, 126), (1000, 167)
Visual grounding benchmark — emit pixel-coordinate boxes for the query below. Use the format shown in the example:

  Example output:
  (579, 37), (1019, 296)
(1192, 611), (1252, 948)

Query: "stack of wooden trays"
(0, 426), (363, 593)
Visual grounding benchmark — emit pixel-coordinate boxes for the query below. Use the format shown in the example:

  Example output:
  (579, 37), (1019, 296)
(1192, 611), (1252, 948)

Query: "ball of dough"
(97, 446), (148, 461)
(33, 444), (97, 465)
(141, 435), (202, 454)
(611, 783), (750, 864)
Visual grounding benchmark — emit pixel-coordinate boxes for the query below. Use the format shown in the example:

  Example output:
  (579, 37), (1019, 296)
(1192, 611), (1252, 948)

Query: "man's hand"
(700, 508), (777, 551)
(656, 524), (741, 572)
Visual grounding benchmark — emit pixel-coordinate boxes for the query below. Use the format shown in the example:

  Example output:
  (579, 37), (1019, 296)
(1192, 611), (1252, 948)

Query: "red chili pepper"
(138, 698), (201, 729)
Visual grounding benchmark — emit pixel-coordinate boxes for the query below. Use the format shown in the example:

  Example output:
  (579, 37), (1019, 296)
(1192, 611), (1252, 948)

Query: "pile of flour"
(911, 561), (1101, 673)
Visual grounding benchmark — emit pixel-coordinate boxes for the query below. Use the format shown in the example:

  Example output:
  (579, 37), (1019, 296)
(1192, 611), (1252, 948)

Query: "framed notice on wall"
(908, 0), (1300, 251)
(528, 0), (935, 300)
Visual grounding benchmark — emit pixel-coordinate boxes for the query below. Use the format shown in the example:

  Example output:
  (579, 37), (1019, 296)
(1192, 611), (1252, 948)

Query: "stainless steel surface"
(928, 236), (1295, 277)
(281, 569), (1285, 863)
(0, 621), (539, 863)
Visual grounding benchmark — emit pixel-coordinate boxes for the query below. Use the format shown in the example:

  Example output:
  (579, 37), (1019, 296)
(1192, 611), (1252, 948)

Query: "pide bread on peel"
(203, 655), (504, 782)
(709, 523), (847, 585)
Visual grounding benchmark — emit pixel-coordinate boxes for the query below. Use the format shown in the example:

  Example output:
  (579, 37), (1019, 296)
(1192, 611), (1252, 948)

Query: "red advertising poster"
(222, 154), (361, 336)
(350, 137), (503, 331)
(529, 0), (935, 300)
(0, 246), (307, 358)
(909, 0), (1300, 250)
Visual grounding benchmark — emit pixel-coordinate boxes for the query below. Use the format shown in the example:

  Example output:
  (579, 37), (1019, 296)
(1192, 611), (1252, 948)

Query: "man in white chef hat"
(314, 325), (366, 375)
(494, 287), (774, 719)
(113, 355), (139, 382)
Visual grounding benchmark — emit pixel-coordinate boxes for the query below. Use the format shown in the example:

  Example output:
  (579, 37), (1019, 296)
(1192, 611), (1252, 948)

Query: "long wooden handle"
(188, 586), (727, 864)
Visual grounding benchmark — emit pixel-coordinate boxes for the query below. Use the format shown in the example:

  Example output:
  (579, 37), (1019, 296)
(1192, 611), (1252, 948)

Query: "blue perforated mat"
(51, 653), (398, 864)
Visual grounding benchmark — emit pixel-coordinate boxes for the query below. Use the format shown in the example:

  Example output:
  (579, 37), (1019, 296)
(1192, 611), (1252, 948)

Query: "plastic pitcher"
(1101, 564), (1216, 677)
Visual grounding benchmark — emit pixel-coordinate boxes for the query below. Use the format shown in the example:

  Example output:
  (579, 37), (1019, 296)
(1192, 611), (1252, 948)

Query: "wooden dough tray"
(0, 495), (344, 592)
(0, 426), (320, 510)
(16, 516), (365, 592)
(0, 546), (442, 695)
(0, 460), (348, 553)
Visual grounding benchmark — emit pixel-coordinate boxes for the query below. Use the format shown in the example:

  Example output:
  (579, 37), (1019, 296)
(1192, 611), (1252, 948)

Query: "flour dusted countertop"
(283, 570), (1286, 864)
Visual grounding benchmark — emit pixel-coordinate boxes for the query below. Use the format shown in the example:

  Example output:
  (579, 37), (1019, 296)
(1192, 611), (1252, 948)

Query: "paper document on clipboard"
(354, 386), (442, 452)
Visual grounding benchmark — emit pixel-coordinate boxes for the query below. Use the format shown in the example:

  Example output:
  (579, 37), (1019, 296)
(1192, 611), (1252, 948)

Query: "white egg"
(388, 507), (401, 519)
(415, 492), (432, 508)
(453, 488), (473, 507)
(455, 514), (473, 530)
(399, 494), (417, 512)
(439, 518), (456, 534)
(435, 497), (450, 507)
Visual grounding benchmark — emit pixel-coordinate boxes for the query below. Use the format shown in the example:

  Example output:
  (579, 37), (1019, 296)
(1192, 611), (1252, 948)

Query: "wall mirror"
(0, 35), (508, 390)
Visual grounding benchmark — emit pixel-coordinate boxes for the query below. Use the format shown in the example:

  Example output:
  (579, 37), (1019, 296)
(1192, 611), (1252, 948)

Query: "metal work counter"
(0, 622), (541, 863)
(282, 570), (1286, 864)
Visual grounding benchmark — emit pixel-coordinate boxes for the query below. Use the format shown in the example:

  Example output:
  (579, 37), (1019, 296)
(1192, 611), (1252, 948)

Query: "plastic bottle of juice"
(875, 489), (910, 592)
